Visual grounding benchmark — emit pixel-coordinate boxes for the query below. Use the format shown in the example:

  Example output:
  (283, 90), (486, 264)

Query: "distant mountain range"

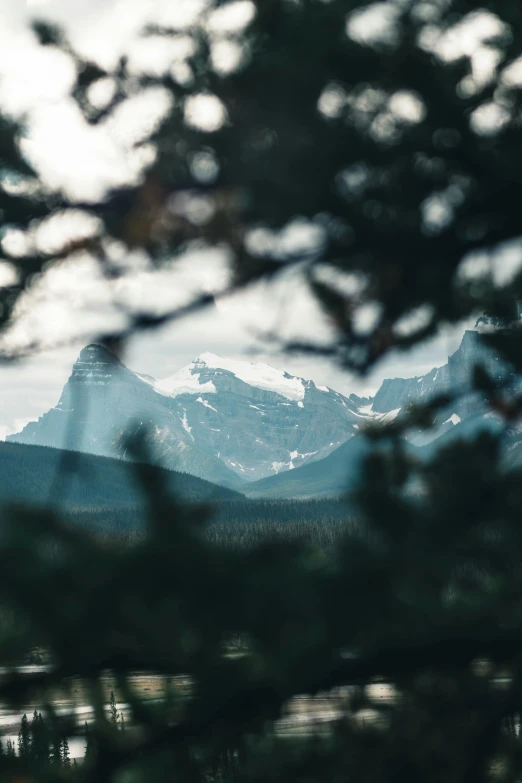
(8, 330), (516, 498)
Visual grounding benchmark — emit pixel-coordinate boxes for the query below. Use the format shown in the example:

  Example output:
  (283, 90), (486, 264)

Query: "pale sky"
(0, 0), (500, 438)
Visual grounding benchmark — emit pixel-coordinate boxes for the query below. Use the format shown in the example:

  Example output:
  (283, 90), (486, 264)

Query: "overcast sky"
(0, 0), (480, 438)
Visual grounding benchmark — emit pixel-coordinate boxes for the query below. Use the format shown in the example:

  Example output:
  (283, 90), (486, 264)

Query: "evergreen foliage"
(84, 721), (97, 765)
(1, 1), (522, 781)
(49, 737), (63, 767)
(17, 713), (31, 759)
(61, 736), (70, 767)
(109, 691), (119, 727)
(0, 441), (241, 510)
(30, 710), (49, 765)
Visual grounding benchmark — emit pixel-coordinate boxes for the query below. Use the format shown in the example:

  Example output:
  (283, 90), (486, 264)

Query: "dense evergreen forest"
(0, 442), (241, 507)
(0, 692), (123, 766)
(67, 498), (357, 548)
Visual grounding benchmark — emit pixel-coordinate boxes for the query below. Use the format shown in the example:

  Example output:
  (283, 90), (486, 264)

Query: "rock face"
(373, 331), (507, 414)
(10, 345), (242, 489)
(9, 330), (507, 491)
(371, 330), (513, 447)
(243, 436), (372, 499)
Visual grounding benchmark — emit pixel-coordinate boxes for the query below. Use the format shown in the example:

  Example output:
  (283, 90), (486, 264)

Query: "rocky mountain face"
(372, 330), (508, 416)
(10, 345), (243, 489)
(369, 329), (513, 448)
(242, 436), (372, 499)
(159, 352), (375, 479)
(243, 330), (517, 497)
(8, 330), (509, 494)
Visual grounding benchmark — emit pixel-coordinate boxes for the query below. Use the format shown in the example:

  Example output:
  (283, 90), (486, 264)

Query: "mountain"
(373, 330), (510, 431)
(243, 329), (516, 498)
(8, 345), (243, 489)
(8, 329), (511, 497)
(8, 345), (371, 485)
(0, 441), (242, 510)
(150, 352), (366, 479)
(243, 437), (372, 499)
(245, 411), (510, 500)
(379, 327), (513, 444)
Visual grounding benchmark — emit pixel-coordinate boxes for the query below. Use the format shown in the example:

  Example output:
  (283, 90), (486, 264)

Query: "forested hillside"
(67, 497), (353, 541)
(0, 443), (354, 538)
(0, 442), (241, 507)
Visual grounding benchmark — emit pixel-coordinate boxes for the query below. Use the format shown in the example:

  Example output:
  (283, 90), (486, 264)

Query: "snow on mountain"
(158, 353), (360, 479)
(444, 413), (461, 426)
(149, 362), (217, 397)
(193, 353), (305, 401)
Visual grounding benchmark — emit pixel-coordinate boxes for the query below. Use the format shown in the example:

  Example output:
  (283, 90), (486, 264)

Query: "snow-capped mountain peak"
(193, 352), (306, 402)
(152, 362), (217, 398)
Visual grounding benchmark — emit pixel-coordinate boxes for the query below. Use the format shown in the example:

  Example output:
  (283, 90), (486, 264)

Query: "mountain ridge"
(0, 440), (242, 508)
(9, 345), (369, 484)
(7, 329), (505, 494)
